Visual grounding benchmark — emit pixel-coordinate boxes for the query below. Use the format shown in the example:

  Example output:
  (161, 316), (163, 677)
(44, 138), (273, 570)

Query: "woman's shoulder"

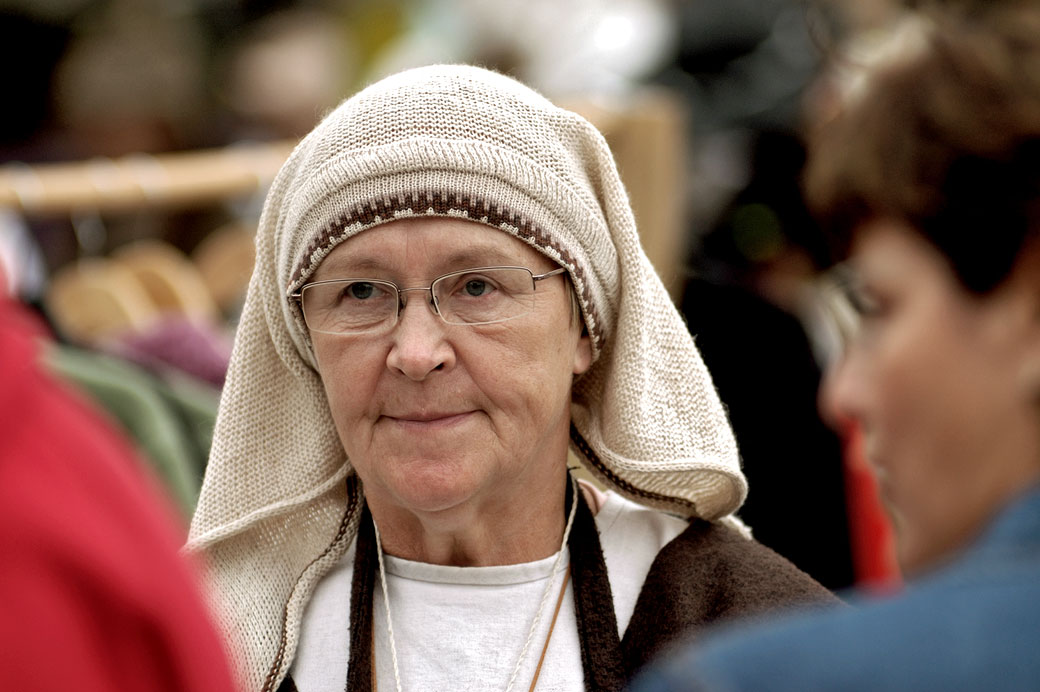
(589, 484), (836, 606)
(620, 514), (841, 672)
(655, 518), (839, 605)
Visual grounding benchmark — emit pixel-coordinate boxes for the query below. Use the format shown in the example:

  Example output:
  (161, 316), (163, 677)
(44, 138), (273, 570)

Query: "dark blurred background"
(1, 0), (907, 590)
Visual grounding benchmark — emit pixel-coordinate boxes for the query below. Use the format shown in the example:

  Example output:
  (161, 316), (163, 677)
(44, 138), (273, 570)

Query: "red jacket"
(0, 296), (237, 692)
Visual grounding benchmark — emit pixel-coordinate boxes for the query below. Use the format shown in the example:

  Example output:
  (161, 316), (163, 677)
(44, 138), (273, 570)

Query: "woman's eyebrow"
(315, 245), (525, 279)
(312, 256), (386, 280)
(437, 247), (521, 268)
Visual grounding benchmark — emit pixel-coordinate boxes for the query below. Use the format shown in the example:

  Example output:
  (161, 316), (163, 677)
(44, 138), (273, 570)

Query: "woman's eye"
(346, 282), (377, 300)
(846, 286), (881, 317)
(463, 278), (494, 297)
(833, 268), (882, 318)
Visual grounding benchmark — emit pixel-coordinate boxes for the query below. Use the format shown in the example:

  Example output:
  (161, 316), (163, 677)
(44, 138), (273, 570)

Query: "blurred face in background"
(824, 218), (1040, 574)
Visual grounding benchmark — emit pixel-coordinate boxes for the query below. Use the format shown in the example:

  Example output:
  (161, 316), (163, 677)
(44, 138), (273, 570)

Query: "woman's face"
(825, 219), (1040, 574)
(308, 217), (592, 523)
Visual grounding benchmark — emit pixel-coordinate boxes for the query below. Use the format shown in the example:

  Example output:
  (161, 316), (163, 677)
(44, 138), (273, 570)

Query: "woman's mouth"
(384, 411), (475, 429)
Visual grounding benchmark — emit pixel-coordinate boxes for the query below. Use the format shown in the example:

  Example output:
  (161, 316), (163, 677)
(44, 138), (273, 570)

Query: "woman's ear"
(573, 332), (593, 376)
(1011, 238), (1040, 400)
(1016, 237), (1040, 321)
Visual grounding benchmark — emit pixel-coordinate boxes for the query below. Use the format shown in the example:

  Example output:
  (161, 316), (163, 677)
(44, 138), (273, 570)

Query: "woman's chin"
(383, 466), (486, 516)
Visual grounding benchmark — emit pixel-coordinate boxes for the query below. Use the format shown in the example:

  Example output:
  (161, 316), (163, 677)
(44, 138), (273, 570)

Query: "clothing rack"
(0, 91), (688, 299)
(0, 140), (297, 215)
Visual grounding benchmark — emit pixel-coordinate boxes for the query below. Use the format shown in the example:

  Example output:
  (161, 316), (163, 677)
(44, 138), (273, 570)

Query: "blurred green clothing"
(44, 344), (218, 522)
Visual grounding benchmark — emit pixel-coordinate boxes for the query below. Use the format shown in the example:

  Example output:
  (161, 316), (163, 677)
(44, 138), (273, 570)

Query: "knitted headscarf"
(187, 64), (745, 691)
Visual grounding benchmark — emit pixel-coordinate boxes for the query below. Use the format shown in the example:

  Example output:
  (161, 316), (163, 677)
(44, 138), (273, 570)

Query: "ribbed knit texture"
(186, 64), (746, 692)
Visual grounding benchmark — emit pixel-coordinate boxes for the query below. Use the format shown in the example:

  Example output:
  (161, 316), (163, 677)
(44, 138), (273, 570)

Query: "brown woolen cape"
(620, 519), (842, 679)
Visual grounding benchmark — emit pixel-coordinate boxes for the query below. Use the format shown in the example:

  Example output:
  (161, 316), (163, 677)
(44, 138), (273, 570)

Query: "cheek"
(470, 325), (579, 423)
(857, 315), (958, 501)
(863, 335), (928, 445)
(471, 348), (558, 416)
(870, 301), (968, 434)
(879, 315), (1008, 458)
(312, 340), (383, 447)
(867, 311), (1017, 569)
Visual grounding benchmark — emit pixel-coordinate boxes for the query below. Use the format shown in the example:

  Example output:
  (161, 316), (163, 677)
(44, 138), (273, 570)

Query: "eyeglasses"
(813, 262), (879, 366)
(291, 266), (567, 335)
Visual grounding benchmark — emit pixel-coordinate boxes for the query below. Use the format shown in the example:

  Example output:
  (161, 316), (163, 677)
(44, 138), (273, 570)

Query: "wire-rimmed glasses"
(291, 266), (567, 335)
(812, 262), (881, 368)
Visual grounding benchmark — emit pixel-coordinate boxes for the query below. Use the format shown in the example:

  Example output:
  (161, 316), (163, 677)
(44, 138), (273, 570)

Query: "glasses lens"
(301, 280), (398, 334)
(815, 265), (871, 366)
(434, 267), (536, 325)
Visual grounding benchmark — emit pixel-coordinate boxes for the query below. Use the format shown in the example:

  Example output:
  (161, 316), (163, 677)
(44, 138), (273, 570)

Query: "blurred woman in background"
(629, 2), (1040, 690)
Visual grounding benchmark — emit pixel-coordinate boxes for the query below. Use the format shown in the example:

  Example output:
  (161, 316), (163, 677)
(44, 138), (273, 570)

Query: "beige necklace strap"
(527, 565), (572, 692)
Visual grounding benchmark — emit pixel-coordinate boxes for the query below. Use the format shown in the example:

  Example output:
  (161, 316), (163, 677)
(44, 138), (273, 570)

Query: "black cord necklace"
(343, 475), (626, 692)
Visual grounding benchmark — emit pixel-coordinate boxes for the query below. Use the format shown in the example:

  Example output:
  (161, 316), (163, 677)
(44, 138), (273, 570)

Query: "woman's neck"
(366, 475), (569, 566)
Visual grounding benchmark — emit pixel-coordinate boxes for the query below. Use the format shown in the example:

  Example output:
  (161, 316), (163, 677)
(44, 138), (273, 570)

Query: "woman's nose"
(819, 351), (863, 430)
(385, 295), (456, 381)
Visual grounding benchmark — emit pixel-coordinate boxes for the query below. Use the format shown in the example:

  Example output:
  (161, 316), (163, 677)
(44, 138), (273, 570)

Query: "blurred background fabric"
(0, 0), (904, 587)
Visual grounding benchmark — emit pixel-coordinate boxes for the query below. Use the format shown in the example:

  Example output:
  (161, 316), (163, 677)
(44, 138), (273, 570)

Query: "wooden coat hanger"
(0, 141), (295, 215)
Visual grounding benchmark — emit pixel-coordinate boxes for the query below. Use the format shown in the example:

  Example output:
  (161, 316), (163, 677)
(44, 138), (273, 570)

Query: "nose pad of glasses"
(398, 287), (441, 319)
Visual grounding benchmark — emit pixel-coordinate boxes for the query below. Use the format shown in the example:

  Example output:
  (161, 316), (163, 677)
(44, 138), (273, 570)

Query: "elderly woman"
(187, 65), (834, 692)
(629, 3), (1040, 690)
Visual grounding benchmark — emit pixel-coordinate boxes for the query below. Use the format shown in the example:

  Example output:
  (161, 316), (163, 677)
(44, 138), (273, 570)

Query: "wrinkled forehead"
(310, 216), (560, 282)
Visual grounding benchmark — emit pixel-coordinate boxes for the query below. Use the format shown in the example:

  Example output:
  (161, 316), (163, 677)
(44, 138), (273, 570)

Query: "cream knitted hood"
(187, 64), (745, 691)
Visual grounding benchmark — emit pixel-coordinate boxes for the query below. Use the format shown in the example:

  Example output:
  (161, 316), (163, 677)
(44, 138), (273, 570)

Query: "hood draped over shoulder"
(187, 64), (746, 691)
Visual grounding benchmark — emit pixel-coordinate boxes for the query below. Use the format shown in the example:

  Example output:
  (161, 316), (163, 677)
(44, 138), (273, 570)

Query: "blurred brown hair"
(803, 0), (1040, 293)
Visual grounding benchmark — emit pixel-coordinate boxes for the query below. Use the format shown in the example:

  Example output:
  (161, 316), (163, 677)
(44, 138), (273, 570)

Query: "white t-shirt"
(291, 490), (688, 692)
